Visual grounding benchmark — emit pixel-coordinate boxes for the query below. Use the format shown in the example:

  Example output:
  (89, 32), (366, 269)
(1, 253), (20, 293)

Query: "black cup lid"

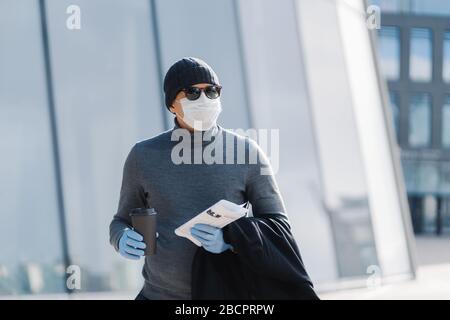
(130, 207), (156, 216)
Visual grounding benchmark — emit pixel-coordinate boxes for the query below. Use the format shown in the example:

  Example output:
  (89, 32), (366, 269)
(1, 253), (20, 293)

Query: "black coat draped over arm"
(191, 139), (318, 300)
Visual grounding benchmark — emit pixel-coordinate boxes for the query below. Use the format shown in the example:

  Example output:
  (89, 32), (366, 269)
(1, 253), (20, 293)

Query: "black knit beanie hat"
(163, 57), (220, 110)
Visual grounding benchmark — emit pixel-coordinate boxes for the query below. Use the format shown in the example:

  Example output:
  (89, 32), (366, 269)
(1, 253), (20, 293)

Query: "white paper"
(174, 199), (249, 246)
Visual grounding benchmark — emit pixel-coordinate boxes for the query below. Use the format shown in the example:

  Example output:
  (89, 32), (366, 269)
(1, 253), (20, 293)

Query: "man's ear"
(169, 106), (176, 115)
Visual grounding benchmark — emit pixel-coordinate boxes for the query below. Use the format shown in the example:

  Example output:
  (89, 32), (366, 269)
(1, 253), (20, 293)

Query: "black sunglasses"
(181, 85), (222, 101)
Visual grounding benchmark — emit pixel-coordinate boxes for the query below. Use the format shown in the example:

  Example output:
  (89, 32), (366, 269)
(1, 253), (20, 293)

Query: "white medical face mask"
(178, 92), (222, 131)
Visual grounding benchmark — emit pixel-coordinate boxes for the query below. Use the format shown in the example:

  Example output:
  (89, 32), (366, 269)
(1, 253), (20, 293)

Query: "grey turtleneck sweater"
(109, 118), (287, 299)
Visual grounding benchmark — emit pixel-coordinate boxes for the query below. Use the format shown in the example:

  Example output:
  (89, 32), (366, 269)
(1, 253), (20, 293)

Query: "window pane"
(46, 0), (164, 292)
(338, 0), (413, 276)
(409, 93), (431, 147)
(371, 0), (403, 13)
(0, 0), (65, 295)
(296, 0), (380, 278)
(423, 195), (438, 234)
(155, 0), (250, 130)
(378, 27), (400, 80)
(410, 28), (432, 82)
(389, 91), (400, 139)
(412, 0), (450, 16)
(443, 32), (450, 82)
(443, 96), (450, 148)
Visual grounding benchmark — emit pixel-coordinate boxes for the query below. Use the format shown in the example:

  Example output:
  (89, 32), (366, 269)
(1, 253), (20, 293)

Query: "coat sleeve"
(222, 139), (313, 286)
(109, 143), (147, 251)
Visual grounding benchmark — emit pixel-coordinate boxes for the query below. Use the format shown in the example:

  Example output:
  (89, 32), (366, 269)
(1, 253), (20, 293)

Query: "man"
(109, 57), (315, 300)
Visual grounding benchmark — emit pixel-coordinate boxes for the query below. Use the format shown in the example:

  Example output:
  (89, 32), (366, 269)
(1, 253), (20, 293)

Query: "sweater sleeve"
(109, 143), (147, 251)
(245, 139), (287, 218)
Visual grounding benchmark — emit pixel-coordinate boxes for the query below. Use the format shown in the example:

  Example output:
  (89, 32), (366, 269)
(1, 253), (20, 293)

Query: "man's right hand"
(118, 229), (146, 260)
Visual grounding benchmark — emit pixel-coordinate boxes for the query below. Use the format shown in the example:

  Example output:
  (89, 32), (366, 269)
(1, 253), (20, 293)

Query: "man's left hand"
(190, 223), (233, 254)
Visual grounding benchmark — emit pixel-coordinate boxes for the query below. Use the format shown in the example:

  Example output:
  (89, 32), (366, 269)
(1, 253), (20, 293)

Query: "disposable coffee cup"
(130, 207), (157, 256)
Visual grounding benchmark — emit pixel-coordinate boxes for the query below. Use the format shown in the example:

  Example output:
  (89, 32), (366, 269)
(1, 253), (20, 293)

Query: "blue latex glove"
(118, 229), (146, 260)
(190, 223), (233, 254)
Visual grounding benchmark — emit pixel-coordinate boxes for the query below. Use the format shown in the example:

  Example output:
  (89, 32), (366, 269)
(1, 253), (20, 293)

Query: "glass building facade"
(0, 0), (414, 297)
(374, 0), (450, 235)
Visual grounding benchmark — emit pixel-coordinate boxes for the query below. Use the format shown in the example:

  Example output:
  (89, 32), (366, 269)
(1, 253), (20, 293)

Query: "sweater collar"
(172, 117), (220, 144)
